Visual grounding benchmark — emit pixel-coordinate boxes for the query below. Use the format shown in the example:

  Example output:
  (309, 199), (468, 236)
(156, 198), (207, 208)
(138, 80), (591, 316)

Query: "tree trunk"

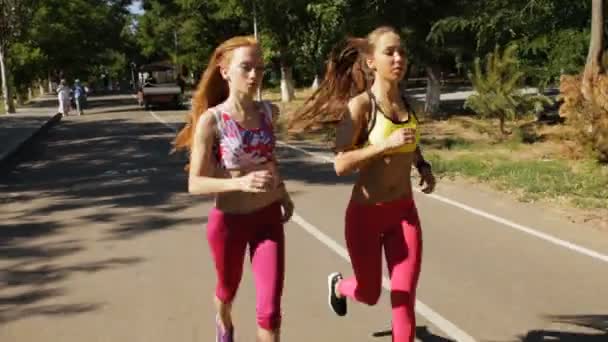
(582, 0), (604, 102)
(424, 65), (441, 116)
(499, 116), (512, 136)
(38, 79), (45, 95)
(0, 44), (16, 113)
(255, 87), (262, 101)
(280, 55), (295, 102)
(311, 74), (320, 91)
(28, 87), (33, 102)
(308, 14), (323, 93)
(48, 71), (53, 93)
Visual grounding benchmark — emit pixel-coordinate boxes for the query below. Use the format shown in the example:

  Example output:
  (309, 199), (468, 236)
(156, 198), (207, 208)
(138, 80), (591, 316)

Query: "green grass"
(420, 136), (477, 150)
(427, 153), (608, 209)
(0, 100), (5, 115)
(452, 117), (497, 136)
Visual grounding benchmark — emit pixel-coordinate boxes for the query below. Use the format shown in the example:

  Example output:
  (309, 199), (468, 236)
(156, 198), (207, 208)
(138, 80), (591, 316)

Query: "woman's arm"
(187, 112), (242, 195)
(413, 146), (431, 171)
(333, 95), (388, 176)
(412, 145), (436, 194)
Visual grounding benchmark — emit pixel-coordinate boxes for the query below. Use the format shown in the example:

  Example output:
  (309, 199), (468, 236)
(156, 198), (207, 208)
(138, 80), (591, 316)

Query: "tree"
(465, 44), (552, 136)
(405, 0), (463, 116)
(26, 0), (134, 88)
(428, 0), (591, 88)
(0, 38), (15, 113)
(253, 0), (311, 102)
(137, 0), (183, 63)
(299, 0), (349, 90)
(0, 0), (32, 113)
(349, 0), (462, 116)
(136, 0), (254, 81)
(582, 0), (603, 102)
(8, 42), (45, 102)
(559, 0), (608, 162)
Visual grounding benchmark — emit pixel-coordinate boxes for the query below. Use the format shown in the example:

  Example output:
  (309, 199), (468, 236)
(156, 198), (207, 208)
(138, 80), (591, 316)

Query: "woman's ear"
(220, 66), (230, 81)
(366, 57), (376, 71)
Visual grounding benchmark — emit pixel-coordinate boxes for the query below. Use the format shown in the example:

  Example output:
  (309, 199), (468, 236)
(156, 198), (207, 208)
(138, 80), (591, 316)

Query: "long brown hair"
(173, 35), (259, 153)
(288, 26), (398, 131)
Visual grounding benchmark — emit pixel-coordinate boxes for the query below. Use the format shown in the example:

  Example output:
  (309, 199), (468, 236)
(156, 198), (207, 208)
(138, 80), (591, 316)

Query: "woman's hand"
(382, 127), (417, 152)
(417, 164), (436, 194)
(238, 170), (276, 193)
(279, 193), (294, 223)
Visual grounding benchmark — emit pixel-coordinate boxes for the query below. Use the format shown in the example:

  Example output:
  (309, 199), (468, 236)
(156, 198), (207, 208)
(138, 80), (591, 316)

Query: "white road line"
(425, 194), (608, 263)
(139, 93), (179, 132)
(292, 213), (477, 342)
(148, 110), (178, 132)
(277, 141), (608, 265)
(277, 141), (334, 163)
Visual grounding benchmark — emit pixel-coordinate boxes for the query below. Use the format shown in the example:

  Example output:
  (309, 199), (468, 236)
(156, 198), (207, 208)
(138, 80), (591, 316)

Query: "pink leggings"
(206, 202), (284, 330)
(338, 198), (422, 342)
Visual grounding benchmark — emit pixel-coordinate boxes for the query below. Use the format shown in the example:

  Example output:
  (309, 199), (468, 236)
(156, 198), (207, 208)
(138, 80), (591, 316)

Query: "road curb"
(0, 112), (63, 168)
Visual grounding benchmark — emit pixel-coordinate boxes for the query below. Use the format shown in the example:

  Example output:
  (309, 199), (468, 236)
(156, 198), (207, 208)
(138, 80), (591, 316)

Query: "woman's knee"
(355, 283), (382, 305)
(215, 283), (238, 304)
(256, 309), (281, 330)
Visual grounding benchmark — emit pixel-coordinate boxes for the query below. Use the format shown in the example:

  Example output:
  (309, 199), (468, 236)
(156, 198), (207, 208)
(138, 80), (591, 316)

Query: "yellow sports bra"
(360, 91), (420, 154)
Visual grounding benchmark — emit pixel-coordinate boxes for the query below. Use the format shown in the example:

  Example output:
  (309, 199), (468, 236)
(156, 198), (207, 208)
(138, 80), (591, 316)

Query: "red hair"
(289, 26), (398, 131)
(173, 35), (259, 153)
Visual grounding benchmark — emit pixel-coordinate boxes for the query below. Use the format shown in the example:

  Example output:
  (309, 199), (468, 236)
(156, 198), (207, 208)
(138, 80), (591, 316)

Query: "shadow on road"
(0, 108), (356, 324)
(372, 326), (455, 341)
(0, 116), (202, 323)
(518, 314), (608, 342)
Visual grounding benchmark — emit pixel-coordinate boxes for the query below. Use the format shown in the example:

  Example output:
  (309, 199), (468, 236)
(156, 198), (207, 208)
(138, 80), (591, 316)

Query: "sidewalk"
(0, 94), (62, 166)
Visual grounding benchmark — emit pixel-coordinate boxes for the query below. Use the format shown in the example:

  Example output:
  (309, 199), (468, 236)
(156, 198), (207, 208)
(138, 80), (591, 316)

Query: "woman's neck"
(226, 91), (256, 120)
(371, 78), (400, 103)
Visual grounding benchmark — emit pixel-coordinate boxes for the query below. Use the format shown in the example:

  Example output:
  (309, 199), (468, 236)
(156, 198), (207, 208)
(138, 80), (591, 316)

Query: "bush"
(465, 44), (553, 137)
(559, 74), (608, 162)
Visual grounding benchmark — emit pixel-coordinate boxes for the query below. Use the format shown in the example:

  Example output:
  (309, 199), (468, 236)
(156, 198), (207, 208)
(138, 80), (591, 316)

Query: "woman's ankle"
(335, 279), (343, 298)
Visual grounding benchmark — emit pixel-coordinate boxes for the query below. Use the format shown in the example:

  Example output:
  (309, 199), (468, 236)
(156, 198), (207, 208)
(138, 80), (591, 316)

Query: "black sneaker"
(327, 272), (347, 316)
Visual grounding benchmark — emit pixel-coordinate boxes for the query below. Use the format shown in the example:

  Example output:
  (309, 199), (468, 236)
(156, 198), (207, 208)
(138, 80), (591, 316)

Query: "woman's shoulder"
(349, 91), (371, 107)
(346, 91), (372, 121)
(207, 102), (224, 113)
(196, 107), (220, 131)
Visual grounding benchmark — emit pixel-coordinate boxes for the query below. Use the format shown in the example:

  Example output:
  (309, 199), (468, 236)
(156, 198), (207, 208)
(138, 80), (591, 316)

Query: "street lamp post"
(130, 62), (137, 91)
(253, 2), (258, 39)
(174, 29), (179, 80)
(253, 0), (262, 101)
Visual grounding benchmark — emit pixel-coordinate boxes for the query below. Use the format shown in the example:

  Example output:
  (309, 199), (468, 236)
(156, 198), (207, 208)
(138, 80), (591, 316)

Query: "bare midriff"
(214, 161), (284, 214)
(351, 152), (415, 204)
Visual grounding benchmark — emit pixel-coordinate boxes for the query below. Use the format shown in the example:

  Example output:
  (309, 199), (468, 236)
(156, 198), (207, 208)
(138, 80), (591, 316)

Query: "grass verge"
(426, 147), (608, 210)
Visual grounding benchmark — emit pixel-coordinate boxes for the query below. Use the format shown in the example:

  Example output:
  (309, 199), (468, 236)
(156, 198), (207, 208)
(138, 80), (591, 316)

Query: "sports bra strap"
(211, 108), (223, 136)
(356, 90), (418, 146)
(355, 90), (377, 146)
